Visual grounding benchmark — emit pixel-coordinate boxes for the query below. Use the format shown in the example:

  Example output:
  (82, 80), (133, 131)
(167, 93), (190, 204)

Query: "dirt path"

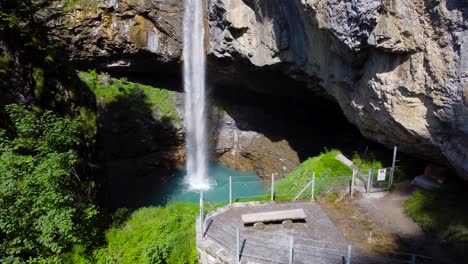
(318, 197), (400, 254)
(356, 181), (422, 238)
(319, 181), (457, 263)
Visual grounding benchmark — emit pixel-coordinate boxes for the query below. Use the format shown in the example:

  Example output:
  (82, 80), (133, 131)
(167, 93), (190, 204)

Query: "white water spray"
(183, 0), (210, 191)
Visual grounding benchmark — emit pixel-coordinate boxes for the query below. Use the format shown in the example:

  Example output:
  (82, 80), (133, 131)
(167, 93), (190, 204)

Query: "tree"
(0, 104), (98, 263)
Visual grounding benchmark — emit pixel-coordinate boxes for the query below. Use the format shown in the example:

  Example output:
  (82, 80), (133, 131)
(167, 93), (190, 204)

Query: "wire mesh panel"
(205, 219), (238, 251)
(203, 181), (230, 204)
(353, 169), (370, 194)
(274, 176), (312, 200)
(232, 179), (271, 201)
(241, 234), (290, 263)
(294, 244), (347, 264)
(369, 167), (393, 193)
(315, 176), (352, 198)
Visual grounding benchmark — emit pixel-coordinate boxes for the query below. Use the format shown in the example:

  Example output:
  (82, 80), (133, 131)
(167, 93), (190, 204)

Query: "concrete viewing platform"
(196, 201), (350, 264)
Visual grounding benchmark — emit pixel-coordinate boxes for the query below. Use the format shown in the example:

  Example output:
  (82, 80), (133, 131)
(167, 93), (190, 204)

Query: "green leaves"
(0, 104), (98, 263)
(93, 203), (198, 264)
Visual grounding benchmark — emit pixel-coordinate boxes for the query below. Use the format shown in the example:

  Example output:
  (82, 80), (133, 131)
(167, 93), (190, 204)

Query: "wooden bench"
(241, 209), (306, 229)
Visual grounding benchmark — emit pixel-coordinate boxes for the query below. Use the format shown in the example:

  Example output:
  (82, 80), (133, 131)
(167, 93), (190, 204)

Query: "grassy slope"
(68, 203), (199, 264)
(79, 71), (180, 125)
(273, 150), (353, 200)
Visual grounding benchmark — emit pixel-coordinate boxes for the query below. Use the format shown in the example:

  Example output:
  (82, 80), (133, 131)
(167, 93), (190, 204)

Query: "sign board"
(377, 169), (386, 181)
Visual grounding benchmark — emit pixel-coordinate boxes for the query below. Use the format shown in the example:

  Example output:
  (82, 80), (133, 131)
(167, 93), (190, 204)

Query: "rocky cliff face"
(48, 0), (467, 179)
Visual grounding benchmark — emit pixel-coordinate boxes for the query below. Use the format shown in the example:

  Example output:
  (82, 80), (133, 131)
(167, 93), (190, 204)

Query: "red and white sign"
(377, 169), (386, 181)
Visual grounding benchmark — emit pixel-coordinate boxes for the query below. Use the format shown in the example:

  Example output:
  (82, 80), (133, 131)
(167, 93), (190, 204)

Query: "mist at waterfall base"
(149, 162), (263, 205)
(183, 0), (211, 190)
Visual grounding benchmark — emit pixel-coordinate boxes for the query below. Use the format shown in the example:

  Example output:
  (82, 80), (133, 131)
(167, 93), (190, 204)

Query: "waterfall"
(183, 0), (210, 191)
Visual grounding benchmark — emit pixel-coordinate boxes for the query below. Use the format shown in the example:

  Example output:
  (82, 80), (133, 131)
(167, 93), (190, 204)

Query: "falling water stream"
(183, 0), (211, 191)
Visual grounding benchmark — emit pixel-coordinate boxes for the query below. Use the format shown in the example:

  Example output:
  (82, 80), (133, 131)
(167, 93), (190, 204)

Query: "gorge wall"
(46, 0), (467, 179)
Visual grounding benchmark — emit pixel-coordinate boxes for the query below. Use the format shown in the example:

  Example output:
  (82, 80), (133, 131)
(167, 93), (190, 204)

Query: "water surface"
(150, 162), (263, 205)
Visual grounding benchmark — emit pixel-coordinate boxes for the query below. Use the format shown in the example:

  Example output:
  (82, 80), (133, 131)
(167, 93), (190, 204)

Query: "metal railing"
(196, 147), (433, 263)
(202, 216), (430, 264)
(199, 167), (396, 231)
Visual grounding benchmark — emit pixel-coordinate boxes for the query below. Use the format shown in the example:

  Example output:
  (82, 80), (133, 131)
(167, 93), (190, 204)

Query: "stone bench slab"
(241, 209), (306, 224)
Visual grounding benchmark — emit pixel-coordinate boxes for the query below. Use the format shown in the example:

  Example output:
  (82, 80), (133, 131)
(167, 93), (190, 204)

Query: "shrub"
(93, 203), (199, 264)
(405, 186), (468, 258)
(352, 152), (383, 171)
(0, 104), (98, 263)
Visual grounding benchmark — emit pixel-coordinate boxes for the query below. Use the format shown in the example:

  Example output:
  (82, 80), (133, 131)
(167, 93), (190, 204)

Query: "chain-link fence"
(200, 167), (396, 213)
(353, 167), (394, 194)
(196, 148), (429, 263)
(231, 175), (271, 201)
(203, 216), (431, 264)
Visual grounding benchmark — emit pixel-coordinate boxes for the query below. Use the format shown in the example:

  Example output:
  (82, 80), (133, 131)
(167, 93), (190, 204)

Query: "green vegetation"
(0, 52), (10, 75)
(211, 98), (229, 112)
(0, 11), (18, 31)
(78, 106), (98, 143)
(61, 0), (99, 12)
(273, 150), (352, 200)
(352, 152), (383, 171)
(69, 203), (199, 264)
(0, 104), (98, 263)
(33, 67), (45, 96)
(405, 186), (468, 257)
(79, 70), (180, 125)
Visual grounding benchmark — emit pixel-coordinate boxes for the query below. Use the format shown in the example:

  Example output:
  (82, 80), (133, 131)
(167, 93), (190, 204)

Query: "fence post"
(311, 172), (315, 201)
(411, 254), (416, 264)
(236, 227), (240, 264)
(351, 170), (356, 196)
(199, 190), (204, 239)
(289, 237), (294, 264)
(367, 169), (372, 194)
(390, 146), (397, 186)
(271, 174), (275, 201)
(229, 176), (232, 205)
(346, 245), (352, 264)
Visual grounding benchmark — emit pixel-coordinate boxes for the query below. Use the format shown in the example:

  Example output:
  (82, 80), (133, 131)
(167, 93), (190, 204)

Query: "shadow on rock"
(96, 88), (184, 209)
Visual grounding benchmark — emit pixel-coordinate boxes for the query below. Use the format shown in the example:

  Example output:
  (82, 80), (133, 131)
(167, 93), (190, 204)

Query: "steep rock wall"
(47, 0), (468, 179)
(207, 0), (467, 178)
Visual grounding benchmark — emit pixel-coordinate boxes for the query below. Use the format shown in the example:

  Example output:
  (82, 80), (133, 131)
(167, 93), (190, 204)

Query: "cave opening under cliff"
(208, 69), (383, 163)
(99, 67), (426, 209)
